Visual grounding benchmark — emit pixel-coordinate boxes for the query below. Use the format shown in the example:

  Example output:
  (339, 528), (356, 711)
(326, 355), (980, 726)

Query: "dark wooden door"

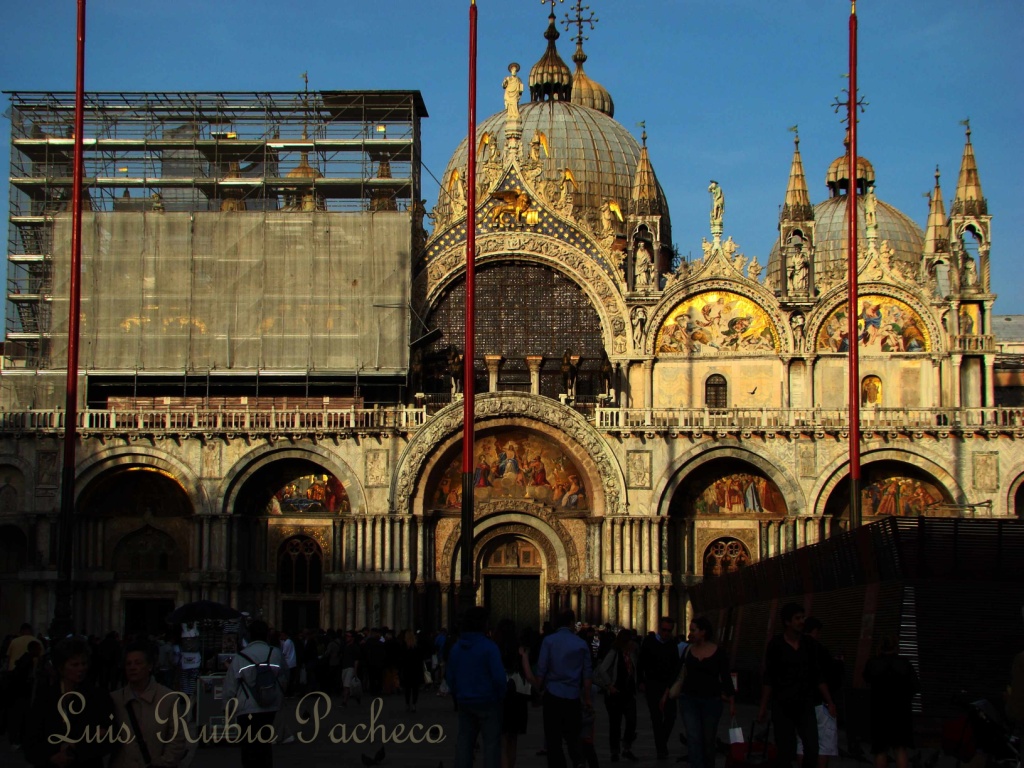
(485, 575), (540, 632)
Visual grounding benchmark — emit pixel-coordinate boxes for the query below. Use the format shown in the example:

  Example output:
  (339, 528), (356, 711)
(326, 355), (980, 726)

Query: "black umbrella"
(165, 600), (241, 624)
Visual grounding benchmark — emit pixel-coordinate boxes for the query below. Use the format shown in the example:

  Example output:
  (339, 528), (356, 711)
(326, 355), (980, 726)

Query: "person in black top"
(757, 603), (837, 768)
(23, 637), (117, 768)
(863, 635), (918, 768)
(666, 617), (736, 768)
(639, 616), (682, 760)
(594, 629), (640, 762)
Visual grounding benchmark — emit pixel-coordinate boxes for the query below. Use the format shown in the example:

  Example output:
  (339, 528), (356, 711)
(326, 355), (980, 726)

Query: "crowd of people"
(0, 605), (1011, 768)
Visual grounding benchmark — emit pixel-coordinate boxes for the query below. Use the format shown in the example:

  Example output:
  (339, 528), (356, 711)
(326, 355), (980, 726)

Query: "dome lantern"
(529, 13), (573, 103)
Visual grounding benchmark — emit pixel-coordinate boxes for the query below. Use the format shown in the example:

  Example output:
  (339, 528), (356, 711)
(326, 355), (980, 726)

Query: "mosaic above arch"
(860, 471), (949, 518)
(432, 430), (588, 511)
(264, 473), (349, 515)
(656, 291), (779, 355)
(816, 295), (930, 353)
(677, 465), (788, 518)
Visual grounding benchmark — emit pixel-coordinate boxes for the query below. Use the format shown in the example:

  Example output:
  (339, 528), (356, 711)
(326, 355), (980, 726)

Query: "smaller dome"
(529, 13), (573, 102)
(286, 152), (323, 180)
(570, 42), (614, 117)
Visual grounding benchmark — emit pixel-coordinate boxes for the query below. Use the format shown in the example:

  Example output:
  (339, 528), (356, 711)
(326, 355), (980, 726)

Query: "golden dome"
(570, 42), (613, 117)
(286, 151), (323, 180)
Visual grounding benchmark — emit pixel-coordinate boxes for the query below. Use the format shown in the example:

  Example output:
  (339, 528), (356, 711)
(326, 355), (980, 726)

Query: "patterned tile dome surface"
(766, 195), (924, 287)
(441, 99), (658, 218)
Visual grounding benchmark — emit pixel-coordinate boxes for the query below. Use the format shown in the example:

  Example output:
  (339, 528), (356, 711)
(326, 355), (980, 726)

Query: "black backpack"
(238, 646), (280, 707)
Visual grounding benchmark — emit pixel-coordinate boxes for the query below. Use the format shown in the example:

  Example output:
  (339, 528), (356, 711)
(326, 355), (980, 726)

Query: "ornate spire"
(630, 127), (660, 216)
(952, 119), (987, 216)
(923, 166), (949, 258)
(781, 129), (813, 221)
(529, 12), (572, 102)
(562, 1), (613, 116)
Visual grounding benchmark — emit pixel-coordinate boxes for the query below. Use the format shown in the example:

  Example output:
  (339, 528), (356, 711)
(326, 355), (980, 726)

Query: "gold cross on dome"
(562, 0), (598, 45)
(541, 0), (565, 15)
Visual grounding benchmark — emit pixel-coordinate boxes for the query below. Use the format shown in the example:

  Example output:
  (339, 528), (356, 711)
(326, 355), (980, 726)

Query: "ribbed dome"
(570, 42), (613, 117)
(766, 196), (924, 287)
(286, 152), (323, 179)
(529, 14), (573, 103)
(442, 99), (656, 218)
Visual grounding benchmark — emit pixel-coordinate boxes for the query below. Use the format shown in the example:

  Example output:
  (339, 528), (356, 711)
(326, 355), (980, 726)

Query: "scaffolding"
(4, 90), (427, 374)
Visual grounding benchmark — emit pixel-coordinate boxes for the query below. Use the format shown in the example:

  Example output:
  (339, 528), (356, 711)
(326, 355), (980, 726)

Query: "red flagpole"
(847, 2), (862, 529)
(54, 0), (87, 638)
(459, 0), (478, 616)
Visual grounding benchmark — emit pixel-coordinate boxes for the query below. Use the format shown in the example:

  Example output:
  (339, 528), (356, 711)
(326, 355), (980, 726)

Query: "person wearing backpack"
(224, 621), (289, 768)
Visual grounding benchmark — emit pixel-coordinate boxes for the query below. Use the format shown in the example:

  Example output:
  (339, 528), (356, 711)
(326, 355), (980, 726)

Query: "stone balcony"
(593, 405), (1024, 438)
(1, 403), (1021, 442)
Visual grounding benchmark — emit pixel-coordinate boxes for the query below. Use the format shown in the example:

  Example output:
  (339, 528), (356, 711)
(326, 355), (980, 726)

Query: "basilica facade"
(0, 12), (1020, 637)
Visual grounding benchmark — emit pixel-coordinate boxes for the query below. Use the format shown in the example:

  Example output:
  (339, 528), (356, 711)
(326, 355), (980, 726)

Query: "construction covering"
(46, 211), (410, 374)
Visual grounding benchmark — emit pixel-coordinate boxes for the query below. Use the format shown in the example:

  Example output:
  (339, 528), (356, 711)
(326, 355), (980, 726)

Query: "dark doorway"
(281, 599), (321, 632)
(485, 575), (540, 632)
(124, 598), (175, 639)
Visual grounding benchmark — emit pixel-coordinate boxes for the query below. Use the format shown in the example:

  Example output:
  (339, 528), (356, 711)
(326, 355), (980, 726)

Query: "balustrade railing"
(0, 406), (429, 434)
(593, 406), (1024, 432)
(0, 404), (1021, 437)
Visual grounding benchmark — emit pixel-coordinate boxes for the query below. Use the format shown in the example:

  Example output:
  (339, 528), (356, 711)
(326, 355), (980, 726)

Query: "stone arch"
(393, 392), (624, 516)
(439, 510), (574, 584)
(219, 444), (365, 517)
(0, 454), (33, 512)
(74, 446), (207, 515)
(806, 283), (944, 355)
(648, 279), (786, 357)
(417, 232), (630, 354)
(810, 447), (967, 518)
(653, 441), (804, 518)
(1004, 462), (1024, 517)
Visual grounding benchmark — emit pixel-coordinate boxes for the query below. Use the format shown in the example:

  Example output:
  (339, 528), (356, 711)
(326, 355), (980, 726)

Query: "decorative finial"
(788, 124), (799, 145)
(542, 0), (564, 15)
(935, 164), (941, 183)
(562, 0), (598, 46)
(960, 117), (971, 140)
(637, 121), (646, 146)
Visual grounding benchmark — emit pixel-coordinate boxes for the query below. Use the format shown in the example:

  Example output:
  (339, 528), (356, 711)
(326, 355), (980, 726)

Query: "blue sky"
(2, 1), (1021, 316)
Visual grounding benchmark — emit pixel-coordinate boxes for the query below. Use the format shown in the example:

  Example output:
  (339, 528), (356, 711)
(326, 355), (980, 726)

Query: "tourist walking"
(639, 616), (682, 760)
(399, 629), (425, 712)
(224, 620), (289, 768)
(23, 636), (117, 768)
(110, 640), (189, 768)
(523, 609), (594, 768)
(446, 607), (507, 768)
(863, 636), (918, 768)
(757, 604), (836, 768)
(594, 628), (639, 762)
(666, 617), (735, 768)
(797, 617), (843, 768)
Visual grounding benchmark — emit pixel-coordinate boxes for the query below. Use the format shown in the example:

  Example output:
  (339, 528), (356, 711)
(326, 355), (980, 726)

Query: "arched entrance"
(78, 465), (193, 635)
(480, 535), (543, 631)
(822, 459), (953, 521)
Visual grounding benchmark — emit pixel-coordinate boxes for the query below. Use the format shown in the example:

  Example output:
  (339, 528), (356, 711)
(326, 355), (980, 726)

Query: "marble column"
(526, 356), (544, 396)
(484, 355), (503, 393)
(643, 359), (654, 414)
(984, 356), (996, 408)
(952, 354), (963, 408)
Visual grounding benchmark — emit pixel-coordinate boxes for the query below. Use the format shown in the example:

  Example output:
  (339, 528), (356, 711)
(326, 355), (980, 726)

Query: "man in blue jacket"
(446, 606), (507, 768)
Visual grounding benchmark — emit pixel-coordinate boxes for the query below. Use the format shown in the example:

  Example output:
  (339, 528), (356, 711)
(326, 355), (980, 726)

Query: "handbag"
(349, 676), (363, 700)
(729, 717), (745, 745)
(423, 662), (433, 686)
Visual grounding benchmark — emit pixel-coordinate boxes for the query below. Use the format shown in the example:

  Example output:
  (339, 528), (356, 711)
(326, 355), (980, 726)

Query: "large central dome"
(441, 99), (643, 216)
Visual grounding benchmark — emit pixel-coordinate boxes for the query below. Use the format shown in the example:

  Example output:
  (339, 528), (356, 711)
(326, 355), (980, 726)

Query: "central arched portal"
(480, 535), (543, 631)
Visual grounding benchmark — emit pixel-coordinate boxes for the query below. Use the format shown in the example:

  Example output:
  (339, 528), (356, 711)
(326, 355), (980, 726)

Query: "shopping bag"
(350, 676), (363, 700)
(729, 718), (745, 744)
(423, 663), (433, 686)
